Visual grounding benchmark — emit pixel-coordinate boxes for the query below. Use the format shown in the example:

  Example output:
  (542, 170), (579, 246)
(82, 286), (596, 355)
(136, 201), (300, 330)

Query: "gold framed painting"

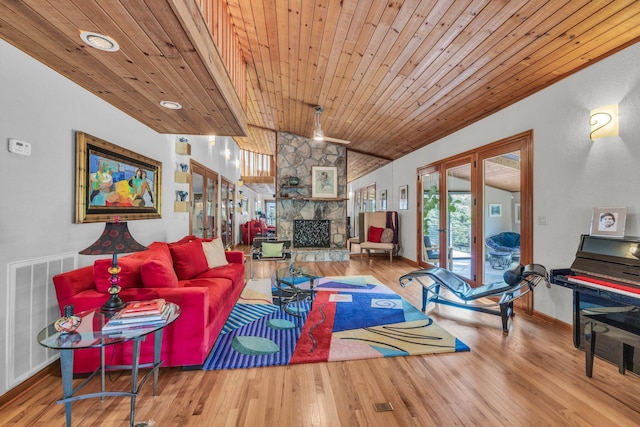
(75, 131), (162, 223)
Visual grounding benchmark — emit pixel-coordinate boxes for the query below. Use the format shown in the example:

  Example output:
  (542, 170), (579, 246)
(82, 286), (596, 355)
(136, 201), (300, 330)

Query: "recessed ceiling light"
(80, 31), (119, 52)
(160, 100), (182, 110)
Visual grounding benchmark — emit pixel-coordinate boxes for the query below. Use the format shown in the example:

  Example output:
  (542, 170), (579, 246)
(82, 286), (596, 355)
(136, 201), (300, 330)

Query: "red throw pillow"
(141, 256), (179, 288)
(172, 235), (197, 245)
(368, 226), (384, 243)
(169, 239), (209, 280)
(93, 256), (144, 293)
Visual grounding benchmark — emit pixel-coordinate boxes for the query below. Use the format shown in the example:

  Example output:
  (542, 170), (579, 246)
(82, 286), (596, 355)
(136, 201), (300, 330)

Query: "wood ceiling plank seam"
(356, 0), (558, 146)
(382, 8), (612, 145)
(327, 0), (405, 105)
(400, 1), (640, 143)
(298, 0), (331, 137)
(165, 0), (246, 136)
(125, 2), (234, 130)
(398, 0), (632, 132)
(298, 3), (326, 137)
(261, 0), (285, 137)
(341, 0), (471, 134)
(257, 0), (281, 130)
(329, 0), (423, 139)
(239, 7), (277, 134)
(72, 0), (218, 123)
(352, 0), (533, 144)
(0, 2), (185, 133)
(165, 0), (248, 135)
(381, 1), (561, 135)
(307, 0), (356, 118)
(333, 0), (441, 137)
(227, 0), (254, 62)
(446, 0), (619, 106)
(314, 0), (372, 115)
(496, 27), (640, 111)
(251, 0), (282, 138)
(246, 64), (276, 134)
(323, 0), (390, 120)
(336, 0), (474, 145)
(475, 0), (640, 103)
(124, 0), (232, 133)
(288, 0), (305, 134)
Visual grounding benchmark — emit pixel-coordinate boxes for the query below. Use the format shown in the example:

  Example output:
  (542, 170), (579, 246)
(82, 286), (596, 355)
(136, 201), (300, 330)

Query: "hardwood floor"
(3, 252), (640, 426)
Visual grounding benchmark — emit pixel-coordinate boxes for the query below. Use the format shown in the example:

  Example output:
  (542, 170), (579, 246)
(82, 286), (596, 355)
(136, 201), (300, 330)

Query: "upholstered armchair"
(241, 219), (267, 244)
(358, 211), (399, 262)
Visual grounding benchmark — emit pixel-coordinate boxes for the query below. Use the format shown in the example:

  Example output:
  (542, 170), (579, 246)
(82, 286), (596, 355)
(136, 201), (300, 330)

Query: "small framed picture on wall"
(399, 185), (408, 210)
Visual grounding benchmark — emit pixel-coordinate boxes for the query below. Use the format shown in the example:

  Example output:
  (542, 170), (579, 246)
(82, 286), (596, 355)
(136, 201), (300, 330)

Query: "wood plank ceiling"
(1, 1), (640, 187)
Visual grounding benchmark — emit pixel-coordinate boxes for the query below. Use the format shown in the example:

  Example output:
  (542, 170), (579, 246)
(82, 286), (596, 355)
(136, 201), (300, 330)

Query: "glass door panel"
(446, 163), (472, 280)
(205, 176), (216, 239)
(220, 181), (229, 247)
(482, 150), (521, 284)
(190, 161), (218, 239)
(191, 170), (204, 238)
(421, 170), (441, 266)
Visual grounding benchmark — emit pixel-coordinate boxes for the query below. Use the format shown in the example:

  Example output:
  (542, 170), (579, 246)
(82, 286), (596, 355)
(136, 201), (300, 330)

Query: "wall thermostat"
(8, 138), (31, 156)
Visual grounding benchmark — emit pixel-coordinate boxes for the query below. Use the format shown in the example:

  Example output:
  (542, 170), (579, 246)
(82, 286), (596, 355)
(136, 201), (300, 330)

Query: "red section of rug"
(290, 290), (337, 364)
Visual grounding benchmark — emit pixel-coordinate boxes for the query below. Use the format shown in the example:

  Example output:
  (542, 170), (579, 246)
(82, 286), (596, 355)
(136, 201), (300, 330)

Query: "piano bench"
(584, 314), (640, 378)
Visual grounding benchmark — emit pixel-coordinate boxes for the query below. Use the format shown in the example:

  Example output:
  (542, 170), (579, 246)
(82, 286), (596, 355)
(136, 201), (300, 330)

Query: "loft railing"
(241, 150), (274, 178)
(195, 0), (246, 108)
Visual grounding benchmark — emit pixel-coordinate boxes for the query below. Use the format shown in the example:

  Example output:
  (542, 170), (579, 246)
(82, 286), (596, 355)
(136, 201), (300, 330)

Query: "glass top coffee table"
(37, 303), (180, 427)
(272, 265), (319, 317)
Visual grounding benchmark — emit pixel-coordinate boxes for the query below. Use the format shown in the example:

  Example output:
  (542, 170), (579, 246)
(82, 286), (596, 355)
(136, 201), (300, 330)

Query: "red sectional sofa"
(52, 235), (245, 373)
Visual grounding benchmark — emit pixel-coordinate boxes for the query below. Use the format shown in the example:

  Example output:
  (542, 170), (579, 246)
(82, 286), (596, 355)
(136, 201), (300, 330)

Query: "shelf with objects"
(174, 137), (191, 213)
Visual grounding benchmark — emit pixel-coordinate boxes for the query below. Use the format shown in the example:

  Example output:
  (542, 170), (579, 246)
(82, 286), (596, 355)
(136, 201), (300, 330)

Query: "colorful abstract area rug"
(203, 275), (469, 370)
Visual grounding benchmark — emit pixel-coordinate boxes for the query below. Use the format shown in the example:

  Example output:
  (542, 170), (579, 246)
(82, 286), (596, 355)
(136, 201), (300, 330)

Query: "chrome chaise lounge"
(399, 264), (549, 332)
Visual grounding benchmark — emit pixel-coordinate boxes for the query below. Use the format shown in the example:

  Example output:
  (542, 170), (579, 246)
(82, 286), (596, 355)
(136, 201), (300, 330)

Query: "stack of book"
(102, 298), (172, 333)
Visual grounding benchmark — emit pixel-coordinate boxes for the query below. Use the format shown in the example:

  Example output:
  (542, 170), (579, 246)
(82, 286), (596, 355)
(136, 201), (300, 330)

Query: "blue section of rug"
(204, 302), (309, 370)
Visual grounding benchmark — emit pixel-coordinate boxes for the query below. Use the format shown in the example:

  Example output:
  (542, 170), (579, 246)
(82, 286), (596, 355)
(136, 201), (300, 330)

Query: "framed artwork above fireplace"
(311, 166), (338, 198)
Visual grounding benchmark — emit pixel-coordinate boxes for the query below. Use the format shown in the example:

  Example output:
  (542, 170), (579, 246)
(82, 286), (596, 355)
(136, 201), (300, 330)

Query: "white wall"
(349, 41), (640, 325)
(0, 39), (241, 395)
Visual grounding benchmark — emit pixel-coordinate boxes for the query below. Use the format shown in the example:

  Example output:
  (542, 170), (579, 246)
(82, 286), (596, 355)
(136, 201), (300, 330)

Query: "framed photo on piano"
(590, 207), (627, 238)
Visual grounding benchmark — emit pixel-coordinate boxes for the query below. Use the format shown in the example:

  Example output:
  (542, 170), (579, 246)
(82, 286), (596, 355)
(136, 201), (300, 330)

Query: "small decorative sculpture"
(178, 191), (188, 201)
(180, 163), (189, 172)
(178, 137), (188, 143)
(288, 176), (300, 186)
(54, 305), (81, 333)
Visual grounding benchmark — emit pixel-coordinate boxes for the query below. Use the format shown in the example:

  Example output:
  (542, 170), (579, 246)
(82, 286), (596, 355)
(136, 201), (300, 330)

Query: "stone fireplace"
(275, 131), (349, 262)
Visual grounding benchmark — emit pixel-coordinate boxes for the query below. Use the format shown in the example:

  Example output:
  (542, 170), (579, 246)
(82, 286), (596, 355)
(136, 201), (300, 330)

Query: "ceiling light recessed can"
(80, 31), (120, 52)
(160, 100), (182, 110)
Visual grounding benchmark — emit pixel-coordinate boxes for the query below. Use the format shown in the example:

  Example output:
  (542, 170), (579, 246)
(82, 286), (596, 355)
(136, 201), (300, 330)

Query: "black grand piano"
(551, 234), (640, 376)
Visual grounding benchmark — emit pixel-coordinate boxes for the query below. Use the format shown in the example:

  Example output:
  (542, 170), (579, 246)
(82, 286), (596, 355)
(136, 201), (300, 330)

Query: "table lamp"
(79, 220), (147, 313)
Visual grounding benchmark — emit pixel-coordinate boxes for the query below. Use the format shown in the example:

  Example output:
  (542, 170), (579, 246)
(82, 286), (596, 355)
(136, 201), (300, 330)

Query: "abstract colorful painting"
(75, 131), (162, 223)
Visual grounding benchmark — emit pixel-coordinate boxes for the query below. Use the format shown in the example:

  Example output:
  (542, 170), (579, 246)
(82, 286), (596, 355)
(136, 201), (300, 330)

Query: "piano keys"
(550, 234), (640, 376)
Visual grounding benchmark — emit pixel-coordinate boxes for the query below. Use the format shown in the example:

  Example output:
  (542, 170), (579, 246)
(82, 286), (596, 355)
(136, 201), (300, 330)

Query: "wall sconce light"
(224, 148), (231, 160)
(208, 135), (216, 146)
(590, 104), (619, 141)
(238, 179), (244, 187)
